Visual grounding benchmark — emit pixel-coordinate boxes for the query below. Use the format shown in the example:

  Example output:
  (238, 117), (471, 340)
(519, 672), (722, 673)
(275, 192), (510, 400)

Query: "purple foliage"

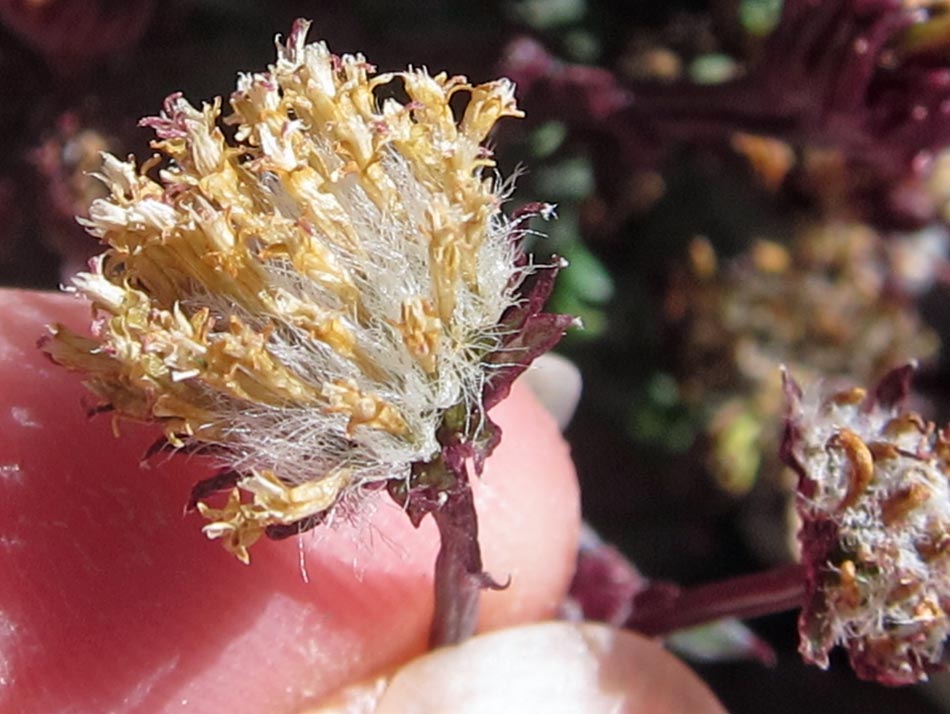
(484, 259), (576, 412)
(504, 1), (950, 226)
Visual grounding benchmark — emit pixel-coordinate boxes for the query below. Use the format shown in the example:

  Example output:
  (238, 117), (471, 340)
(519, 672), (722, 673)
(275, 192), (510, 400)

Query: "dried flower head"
(42, 19), (572, 566)
(782, 364), (950, 684)
(663, 225), (938, 499)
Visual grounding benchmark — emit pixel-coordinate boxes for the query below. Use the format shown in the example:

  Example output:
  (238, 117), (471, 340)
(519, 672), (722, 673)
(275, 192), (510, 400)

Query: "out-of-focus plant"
(666, 225), (940, 497)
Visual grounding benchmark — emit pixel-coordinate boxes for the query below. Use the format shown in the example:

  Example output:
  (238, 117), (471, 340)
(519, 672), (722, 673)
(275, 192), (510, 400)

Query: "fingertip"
(476, 379), (580, 630)
(520, 352), (583, 430)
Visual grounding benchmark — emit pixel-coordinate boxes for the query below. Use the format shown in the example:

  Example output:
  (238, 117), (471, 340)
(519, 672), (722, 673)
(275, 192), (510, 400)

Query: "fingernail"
(520, 353), (582, 430)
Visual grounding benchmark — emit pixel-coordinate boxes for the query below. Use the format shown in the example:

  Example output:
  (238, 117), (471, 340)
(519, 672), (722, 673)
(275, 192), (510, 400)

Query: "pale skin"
(0, 290), (724, 713)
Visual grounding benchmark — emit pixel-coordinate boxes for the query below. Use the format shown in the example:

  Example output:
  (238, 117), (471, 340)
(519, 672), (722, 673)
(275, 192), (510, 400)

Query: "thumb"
(314, 622), (726, 714)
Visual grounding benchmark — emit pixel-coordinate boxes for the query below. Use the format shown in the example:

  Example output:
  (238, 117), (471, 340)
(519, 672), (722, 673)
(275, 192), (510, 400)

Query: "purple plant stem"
(626, 563), (807, 637)
(428, 479), (485, 647)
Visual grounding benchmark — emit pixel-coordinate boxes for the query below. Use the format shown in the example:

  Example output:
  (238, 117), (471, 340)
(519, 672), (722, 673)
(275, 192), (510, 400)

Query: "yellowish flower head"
(44, 20), (543, 562)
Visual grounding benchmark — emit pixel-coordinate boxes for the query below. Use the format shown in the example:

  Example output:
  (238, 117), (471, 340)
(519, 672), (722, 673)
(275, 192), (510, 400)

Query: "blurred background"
(3, 0), (950, 710)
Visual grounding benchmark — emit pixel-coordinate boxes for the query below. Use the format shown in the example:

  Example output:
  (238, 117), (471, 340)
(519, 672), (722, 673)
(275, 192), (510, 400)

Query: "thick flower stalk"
(42, 18), (572, 643)
(782, 364), (950, 684)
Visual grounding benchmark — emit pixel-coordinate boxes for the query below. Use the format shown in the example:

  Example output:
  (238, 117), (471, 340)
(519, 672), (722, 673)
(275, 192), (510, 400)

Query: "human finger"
(0, 288), (580, 713)
(314, 622), (726, 714)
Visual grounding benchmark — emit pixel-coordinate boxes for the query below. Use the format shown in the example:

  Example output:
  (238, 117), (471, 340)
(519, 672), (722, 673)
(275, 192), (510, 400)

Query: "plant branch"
(626, 563), (807, 637)
(429, 478), (492, 647)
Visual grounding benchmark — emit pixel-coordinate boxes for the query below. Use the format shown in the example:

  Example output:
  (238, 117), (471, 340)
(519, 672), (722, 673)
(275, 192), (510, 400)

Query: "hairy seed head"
(42, 19), (569, 563)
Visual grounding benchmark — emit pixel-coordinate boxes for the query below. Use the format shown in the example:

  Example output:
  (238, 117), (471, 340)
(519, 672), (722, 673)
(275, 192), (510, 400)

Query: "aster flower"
(782, 364), (950, 684)
(42, 19), (572, 643)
